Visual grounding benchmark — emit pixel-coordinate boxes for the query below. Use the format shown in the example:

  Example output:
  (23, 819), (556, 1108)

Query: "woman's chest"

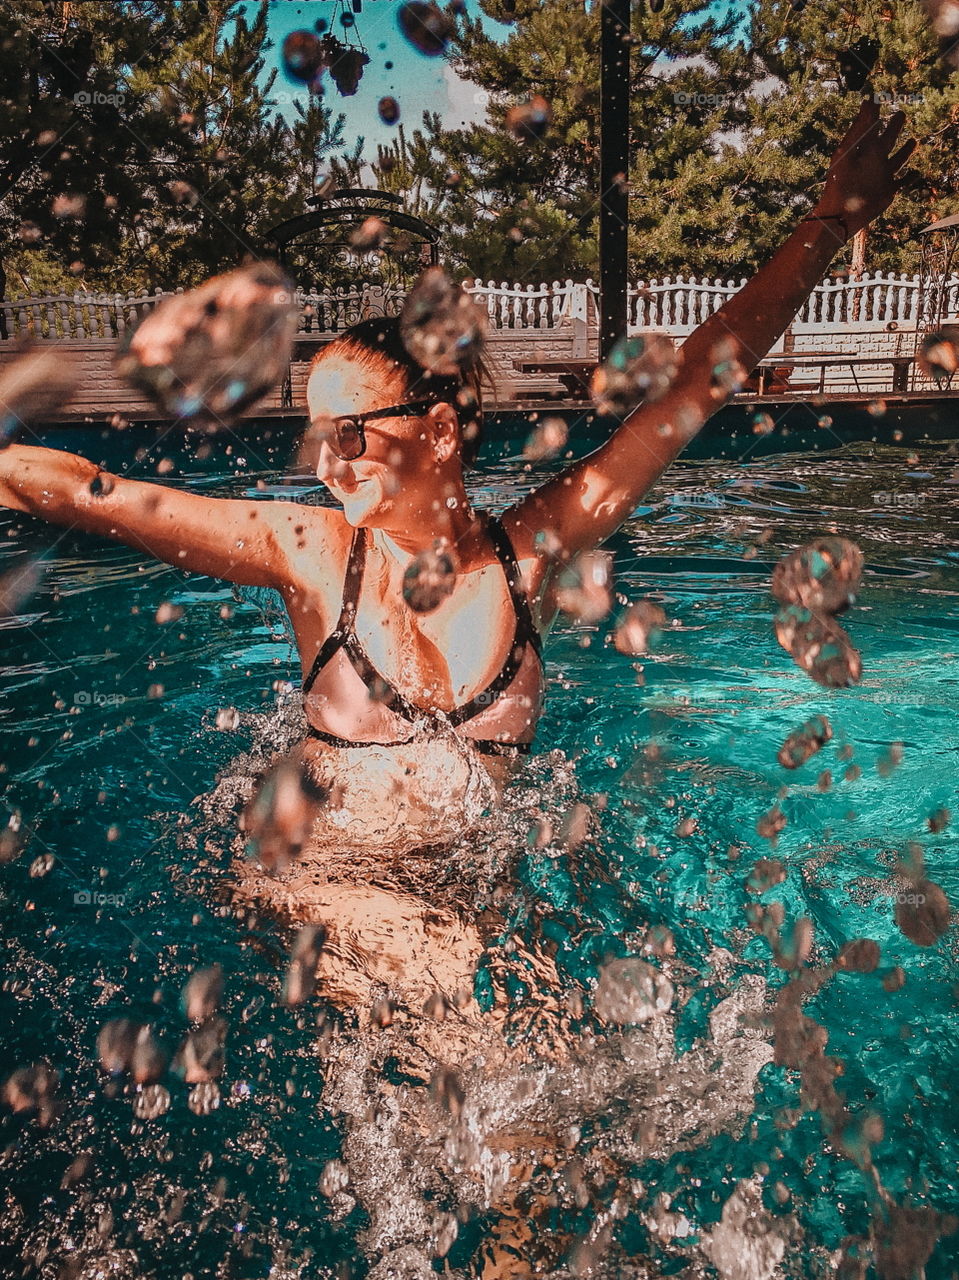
(354, 566), (517, 701)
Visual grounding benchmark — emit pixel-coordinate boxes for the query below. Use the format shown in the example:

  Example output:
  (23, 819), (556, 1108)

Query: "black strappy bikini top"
(302, 514), (543, 758)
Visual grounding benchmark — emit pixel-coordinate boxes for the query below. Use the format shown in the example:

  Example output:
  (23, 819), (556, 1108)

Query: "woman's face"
(306, 354), (442, 528)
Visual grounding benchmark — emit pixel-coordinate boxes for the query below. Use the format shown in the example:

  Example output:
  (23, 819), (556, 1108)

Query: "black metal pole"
(599, 0), (630, 363)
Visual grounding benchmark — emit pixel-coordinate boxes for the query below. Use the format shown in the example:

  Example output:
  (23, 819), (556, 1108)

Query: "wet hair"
(311, 315), (495, 468)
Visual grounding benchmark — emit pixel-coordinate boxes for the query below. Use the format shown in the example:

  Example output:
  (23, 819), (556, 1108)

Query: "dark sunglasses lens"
(335, 419), (363, 460)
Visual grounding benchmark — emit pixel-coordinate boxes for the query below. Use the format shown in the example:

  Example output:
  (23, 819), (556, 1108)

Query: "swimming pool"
(1, 413), (957, 1277)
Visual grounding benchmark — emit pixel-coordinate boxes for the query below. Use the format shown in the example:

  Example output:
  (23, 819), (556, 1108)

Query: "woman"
(0, 98), (914, 1269)
(1, 100), (912, 971)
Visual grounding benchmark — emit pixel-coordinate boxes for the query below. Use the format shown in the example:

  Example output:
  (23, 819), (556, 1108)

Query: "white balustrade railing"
(2, 274), (955, 341)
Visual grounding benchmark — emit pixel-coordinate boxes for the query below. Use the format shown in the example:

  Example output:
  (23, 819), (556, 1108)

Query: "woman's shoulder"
(261, 502), (352, 585)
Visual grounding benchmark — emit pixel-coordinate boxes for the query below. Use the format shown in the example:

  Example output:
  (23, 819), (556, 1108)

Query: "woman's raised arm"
(509, 99), (917, 561)
(0, 442), (295, 588)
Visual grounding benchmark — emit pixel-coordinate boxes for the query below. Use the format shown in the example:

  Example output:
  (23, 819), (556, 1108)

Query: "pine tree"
(744, 0), (959, 273)
(0, 1), (348, 296)
(418, 0), (756, 282)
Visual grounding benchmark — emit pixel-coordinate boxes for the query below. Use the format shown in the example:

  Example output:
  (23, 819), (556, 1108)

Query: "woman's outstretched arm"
(0, 442), (297, 588)
(510, 99), (917, 561)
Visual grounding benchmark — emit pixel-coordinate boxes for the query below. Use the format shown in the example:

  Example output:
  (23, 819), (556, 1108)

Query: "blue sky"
(246, 0), (513, 158)
(246, 0), (750, 164)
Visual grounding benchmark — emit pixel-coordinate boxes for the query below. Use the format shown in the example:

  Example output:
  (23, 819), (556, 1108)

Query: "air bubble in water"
(402, 543), (457, 613)
(590, 333), (678, 418)
(593, 957), (673, 1024)
(399, 267), (486, 375)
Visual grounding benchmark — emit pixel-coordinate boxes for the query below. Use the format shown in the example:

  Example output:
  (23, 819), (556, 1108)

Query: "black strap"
(302, 527), (367, 695)
(483, 515), (543, 657)
(444, 514), (542, 727)
(306, 723), (531, 756)
(303, 513), (544, 729)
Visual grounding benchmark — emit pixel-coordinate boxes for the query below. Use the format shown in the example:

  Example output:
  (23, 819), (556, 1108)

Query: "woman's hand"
(812, 97), (918, 238)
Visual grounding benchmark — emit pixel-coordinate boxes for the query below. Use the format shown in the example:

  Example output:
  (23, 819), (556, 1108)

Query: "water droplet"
(505, 94), (553, 141)
(777, 714), (832, 769)
(591, 333), (678, 418)
(556, 551), (613, 623)
(612, 600), (667, 655)
(397, 2), (456, 56)
(378, 96), (400, 124)
(282, 925), (327, 1006)
(402, 543), (457, 613)
(593, 957), (674, 1025)
(523, 416), (568, 460)
(115, 262), (300, 430)
(0, 348), (79, 447)
(399, 266), (486, 375)
(182, 965), (223, 1023)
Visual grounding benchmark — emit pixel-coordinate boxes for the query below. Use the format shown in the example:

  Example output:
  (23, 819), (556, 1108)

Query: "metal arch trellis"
(264, 189), (441, 310)
(914, 213), (959, 389)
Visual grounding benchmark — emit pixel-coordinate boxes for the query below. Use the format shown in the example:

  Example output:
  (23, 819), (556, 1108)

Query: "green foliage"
(418, 0), (757, 280)
(0, 1), (347, 294)
(744, 0), (959, 273)
(393, 0), (959, 280)
(1, 0), (956, 297)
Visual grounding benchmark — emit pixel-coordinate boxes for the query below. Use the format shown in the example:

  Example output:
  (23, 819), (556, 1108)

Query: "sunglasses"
(312, 399), (438, 462)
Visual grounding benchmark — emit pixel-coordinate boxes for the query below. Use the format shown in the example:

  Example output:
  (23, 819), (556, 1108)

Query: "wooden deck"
(24, 386), (959, 427)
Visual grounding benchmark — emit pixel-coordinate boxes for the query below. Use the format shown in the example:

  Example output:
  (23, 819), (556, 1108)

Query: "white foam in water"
(179, 695), (780, 1275)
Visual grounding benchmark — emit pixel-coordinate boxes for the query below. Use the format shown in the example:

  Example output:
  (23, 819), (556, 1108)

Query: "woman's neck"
(374, 496), (479, 561)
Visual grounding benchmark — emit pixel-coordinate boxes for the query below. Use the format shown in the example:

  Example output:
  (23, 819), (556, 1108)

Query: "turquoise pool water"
(1, 415), (958, 1277)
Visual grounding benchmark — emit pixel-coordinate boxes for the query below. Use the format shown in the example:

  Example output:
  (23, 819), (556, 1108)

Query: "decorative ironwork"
(264, 188), (440, 307)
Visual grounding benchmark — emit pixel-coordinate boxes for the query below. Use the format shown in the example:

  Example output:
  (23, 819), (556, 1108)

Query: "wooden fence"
(3, 273), (954, 343)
